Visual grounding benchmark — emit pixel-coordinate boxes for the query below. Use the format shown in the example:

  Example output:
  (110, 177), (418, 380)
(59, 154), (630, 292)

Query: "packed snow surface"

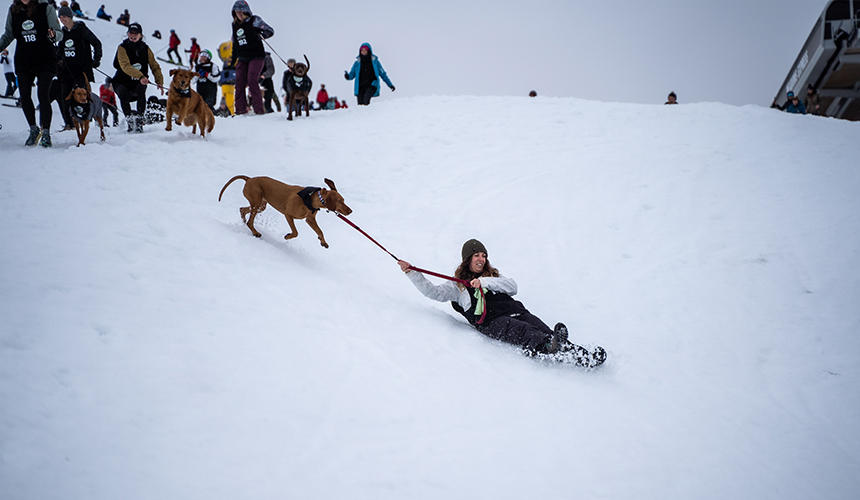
(1, 13), (859, 498)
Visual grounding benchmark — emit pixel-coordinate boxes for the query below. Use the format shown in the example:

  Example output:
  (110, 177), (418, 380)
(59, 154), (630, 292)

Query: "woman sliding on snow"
(397, 239), (606, 366)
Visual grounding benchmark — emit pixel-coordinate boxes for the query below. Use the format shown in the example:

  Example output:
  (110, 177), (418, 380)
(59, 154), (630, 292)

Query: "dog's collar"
(297, 186), (322, 213)
(173, 86), (192, 97)
(293, 76), (304, 83)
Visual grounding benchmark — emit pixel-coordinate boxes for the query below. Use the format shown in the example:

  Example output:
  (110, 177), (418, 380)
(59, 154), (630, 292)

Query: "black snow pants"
(476, 312), (554, 354)
(357, 84), (374, 105)
(17, 68), (55, 129)
(114, 81), (147, 116)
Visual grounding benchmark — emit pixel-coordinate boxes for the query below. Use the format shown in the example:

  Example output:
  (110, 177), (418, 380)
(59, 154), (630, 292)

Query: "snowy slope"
(2, 10), (860, 500)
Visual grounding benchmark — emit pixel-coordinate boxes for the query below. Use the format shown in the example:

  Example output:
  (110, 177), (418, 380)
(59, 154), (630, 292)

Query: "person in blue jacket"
(784, 92), (806, 114)
(344, 42), (394, 106)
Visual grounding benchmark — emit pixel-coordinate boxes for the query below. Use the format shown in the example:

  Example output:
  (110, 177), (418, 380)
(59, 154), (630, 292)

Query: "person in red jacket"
(167, 29), (182, 65)
(316, 83), (329, 109)
(185, 37), (201, 66)
(99, 76), (119, 126)
(340, 100), (348, 109)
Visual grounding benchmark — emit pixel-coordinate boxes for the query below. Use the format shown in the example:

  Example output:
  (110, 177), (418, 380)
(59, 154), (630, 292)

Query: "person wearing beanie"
(344, 42), (394, 106)
(230, 0), (274, 115)
(185, 36), (201, 66)
(0, 0), (64, 147)
(167, 29), (182, 65)
(396, 239), (603, 363)
(111, 22), (163, 132)
(57, 5), (102, 129)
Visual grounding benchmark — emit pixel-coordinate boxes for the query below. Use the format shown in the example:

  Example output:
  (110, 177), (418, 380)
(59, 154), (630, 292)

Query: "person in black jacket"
(112, 22), (163, 132)
(397, 239), (577, 356)
(230, 0), (273, 115)
(0, 0), (63, 147)
(57, 6), (101, 129)
(194, 49), (220, 112)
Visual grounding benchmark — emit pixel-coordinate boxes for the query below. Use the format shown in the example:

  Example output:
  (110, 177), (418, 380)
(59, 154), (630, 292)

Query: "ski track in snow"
(1, 15), (860, 500)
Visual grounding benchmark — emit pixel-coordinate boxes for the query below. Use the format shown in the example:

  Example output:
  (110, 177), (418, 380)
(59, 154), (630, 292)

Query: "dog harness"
(297, 187), (325, 213)
(70, 93), (103, 121)
(173, 86), (192, 98)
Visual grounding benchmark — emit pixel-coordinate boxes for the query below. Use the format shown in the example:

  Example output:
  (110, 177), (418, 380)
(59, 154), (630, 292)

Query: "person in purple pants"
(229, 0), (273, 115)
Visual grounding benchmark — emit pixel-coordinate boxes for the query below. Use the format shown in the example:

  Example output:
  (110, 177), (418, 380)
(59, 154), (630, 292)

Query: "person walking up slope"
(0, 0), (64, 147)
(112, 22), (163, 132)
(344, 42), (394, 106)
(230, 0), (274, 115)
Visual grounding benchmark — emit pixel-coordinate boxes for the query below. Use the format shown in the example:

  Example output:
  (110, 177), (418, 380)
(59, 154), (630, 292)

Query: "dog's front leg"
(284, 216), (299, 240)
(165, 106), (174, 131)
(305, 214), (329, 248)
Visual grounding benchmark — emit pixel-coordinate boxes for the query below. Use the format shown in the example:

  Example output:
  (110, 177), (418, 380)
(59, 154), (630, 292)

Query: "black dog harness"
(297, 186), (325, 213)
(173, 86), (192, 98)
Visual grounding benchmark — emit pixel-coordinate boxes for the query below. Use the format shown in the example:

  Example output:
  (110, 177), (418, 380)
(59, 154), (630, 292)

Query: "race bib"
(21, 20), (37, 43)
(132, 63), (142, 70)
(236, 28), (247, 46)
(64, 39), (76, 58)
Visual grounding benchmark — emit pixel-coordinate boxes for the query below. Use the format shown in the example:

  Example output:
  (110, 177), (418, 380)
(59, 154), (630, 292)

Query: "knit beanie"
(461, 239), (488, 262)
(232, 0), (252, 14)
(58, 6), (74, 18)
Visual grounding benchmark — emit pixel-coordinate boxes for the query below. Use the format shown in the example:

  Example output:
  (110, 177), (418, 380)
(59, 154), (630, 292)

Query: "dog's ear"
(324, 178), (337, 191)
(170, 69), (177, 77)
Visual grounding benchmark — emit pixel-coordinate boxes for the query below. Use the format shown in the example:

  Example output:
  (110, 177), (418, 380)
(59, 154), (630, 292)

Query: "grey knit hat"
(58, 6), (74, 18)
(461, 239), (488, 262)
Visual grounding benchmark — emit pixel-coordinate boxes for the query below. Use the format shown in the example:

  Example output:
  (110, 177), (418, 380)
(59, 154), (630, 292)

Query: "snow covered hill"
(2, 94), (859, 499)
(2, 11), (860, 497)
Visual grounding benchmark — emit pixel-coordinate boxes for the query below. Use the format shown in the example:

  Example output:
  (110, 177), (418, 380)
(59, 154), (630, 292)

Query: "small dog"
(65, 87), (105, 147)
(218, 175), (352, 248)
(165, 68), (215, 137)
(286, 55), (312, 121)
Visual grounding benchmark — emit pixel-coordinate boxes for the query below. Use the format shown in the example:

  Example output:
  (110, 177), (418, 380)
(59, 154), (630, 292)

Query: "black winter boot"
(39, 129), (52, 147)
(25, 125), (41, 146)
(126, 115), (134, 132)
(134, 114), (144, 133)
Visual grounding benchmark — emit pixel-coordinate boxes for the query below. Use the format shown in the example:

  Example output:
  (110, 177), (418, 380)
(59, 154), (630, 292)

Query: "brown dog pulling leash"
(335, 213), (487, 325)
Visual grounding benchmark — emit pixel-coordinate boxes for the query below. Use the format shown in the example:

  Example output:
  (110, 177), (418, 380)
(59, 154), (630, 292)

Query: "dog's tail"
(219, 175), (249, 201)
(303, 54), (310, 72)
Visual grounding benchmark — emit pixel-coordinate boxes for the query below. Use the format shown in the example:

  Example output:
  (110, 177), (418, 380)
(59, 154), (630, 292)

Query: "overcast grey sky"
(145, 0), (830, 106)
(257, 0), (828, 105)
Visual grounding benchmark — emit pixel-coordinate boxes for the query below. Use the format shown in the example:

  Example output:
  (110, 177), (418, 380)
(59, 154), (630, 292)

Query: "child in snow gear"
(0, 0), (63, 147)
(665, 91), (678, 105)
(344, 42), (394, 106)
(281, 57), (295, 112)
(195, 49), (220, 112)
(2, 49), (16, 96)
(99, 76), (119, 126)
(397, 240), (606, 367)
(230, 0), (274, 115)
(217, 40), (235, 115)
(167, 29), (182, 65)
(259, 51), (280, 113)
(316, 84), (328, 109)
(112, 22), (163, 132)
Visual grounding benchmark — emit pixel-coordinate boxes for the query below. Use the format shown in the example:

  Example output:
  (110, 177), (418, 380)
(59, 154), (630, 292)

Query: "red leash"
(335, 213), (487, 324)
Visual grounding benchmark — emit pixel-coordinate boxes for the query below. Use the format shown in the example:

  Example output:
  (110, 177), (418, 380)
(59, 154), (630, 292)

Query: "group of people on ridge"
(0, 0), (397, 146)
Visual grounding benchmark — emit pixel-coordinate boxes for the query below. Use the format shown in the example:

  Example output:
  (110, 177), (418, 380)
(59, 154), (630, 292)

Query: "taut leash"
(335, 213), (487, 324)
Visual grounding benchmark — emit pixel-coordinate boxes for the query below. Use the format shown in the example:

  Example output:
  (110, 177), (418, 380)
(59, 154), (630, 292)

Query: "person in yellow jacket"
(217, 40), (235, 115)
(112, 22), (163, 132)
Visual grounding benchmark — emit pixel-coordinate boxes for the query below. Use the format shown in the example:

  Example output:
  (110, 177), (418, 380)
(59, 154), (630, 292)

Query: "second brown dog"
(65, 88), (105, 147)
(218, 175), (352, 248)
(166, 68), (215, 137)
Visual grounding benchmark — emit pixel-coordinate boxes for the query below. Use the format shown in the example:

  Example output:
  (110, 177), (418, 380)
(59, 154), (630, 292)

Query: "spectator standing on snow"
(112, 22), (163, 132)
(316, 83), (328, 109)
(96, 4), (110, 21)
(344, 42), (394, 106)
(99, 75), (118, 126)
(0, 0), (64, 147)
(784, 91), (806, 114)
(185, 36), (201, 66)
(167, 29), (182, 65)
(805, 85), (823, 116)
(2, 49), (16, 97)
(665, 91), (678, 104)
(259, 51), (280, 113)
(230, 0), (274, 115)
(195, 49), (220, 112)
(57, 5), (102, 116)
(217, 39), (235, 115)
(281, 56), (294, 111)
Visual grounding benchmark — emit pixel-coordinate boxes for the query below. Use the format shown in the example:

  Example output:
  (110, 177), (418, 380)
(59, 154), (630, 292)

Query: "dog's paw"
(320, 241), (329, 249)
(253, 233), (262, 238)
